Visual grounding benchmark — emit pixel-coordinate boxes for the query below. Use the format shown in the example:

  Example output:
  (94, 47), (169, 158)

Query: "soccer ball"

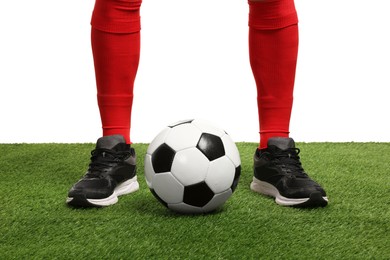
(144, 119), (241, 214)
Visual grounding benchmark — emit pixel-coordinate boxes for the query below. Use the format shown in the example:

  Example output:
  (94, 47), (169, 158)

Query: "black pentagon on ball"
(183, 181), (214, 207)
(152, 143), (176, 173)
(231, 165), (241, 192)
(196, 133), (225, 161)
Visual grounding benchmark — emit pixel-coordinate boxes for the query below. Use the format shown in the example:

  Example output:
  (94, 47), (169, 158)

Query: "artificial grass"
(0, 142), (389, 259)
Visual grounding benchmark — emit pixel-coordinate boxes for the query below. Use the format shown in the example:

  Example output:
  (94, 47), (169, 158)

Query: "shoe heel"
(115, 176), (140, 196)
(250, 177), (277, 198)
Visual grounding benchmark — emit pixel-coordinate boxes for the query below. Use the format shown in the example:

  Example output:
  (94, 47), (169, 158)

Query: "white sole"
(67, 176), (139, 207)
(250, 177), (328, 207)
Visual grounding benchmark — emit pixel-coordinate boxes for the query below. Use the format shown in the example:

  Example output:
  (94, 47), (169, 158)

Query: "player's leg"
(66, 0), (142, 207)
(248, 0), (328, 207)
(92, 0), (142, 144)
(249, 0), (298, 149)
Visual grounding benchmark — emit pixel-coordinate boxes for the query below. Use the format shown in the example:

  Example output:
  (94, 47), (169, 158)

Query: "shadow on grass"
(126, 192), (227, 218)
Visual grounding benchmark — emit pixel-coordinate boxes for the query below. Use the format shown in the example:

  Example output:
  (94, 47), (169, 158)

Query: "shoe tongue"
(96, 135), (126, 149)
(268, 137), (295, 150)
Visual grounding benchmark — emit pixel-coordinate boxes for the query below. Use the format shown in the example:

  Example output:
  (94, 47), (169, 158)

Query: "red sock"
(91, 0), (142, 144)
(248, 0), (299, 149)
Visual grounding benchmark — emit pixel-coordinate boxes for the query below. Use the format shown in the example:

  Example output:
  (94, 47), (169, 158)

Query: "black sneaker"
(251, 137), (328, 208)
(66, 135), (139, 207)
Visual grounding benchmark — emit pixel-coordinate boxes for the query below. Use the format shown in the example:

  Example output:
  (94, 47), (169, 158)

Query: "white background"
(0, 0), (389, 143)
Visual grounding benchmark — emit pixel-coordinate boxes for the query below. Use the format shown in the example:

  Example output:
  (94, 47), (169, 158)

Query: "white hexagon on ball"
(221, 134), (241, 167)
(144, 154), (154, 188)
(153, 172), (184, 204)
(165, 124), (202, 152)
(171, 147), (209, 186)
(205, 156), (235, 193)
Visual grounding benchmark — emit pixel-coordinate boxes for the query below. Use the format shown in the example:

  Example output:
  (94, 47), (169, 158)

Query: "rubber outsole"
(66, 176), (139, 208)
(250, 177), (328, 208)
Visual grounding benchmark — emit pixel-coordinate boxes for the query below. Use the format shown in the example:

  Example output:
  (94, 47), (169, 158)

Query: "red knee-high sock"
(248, 0), (299, 149)
(91, 0), (142, 144)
